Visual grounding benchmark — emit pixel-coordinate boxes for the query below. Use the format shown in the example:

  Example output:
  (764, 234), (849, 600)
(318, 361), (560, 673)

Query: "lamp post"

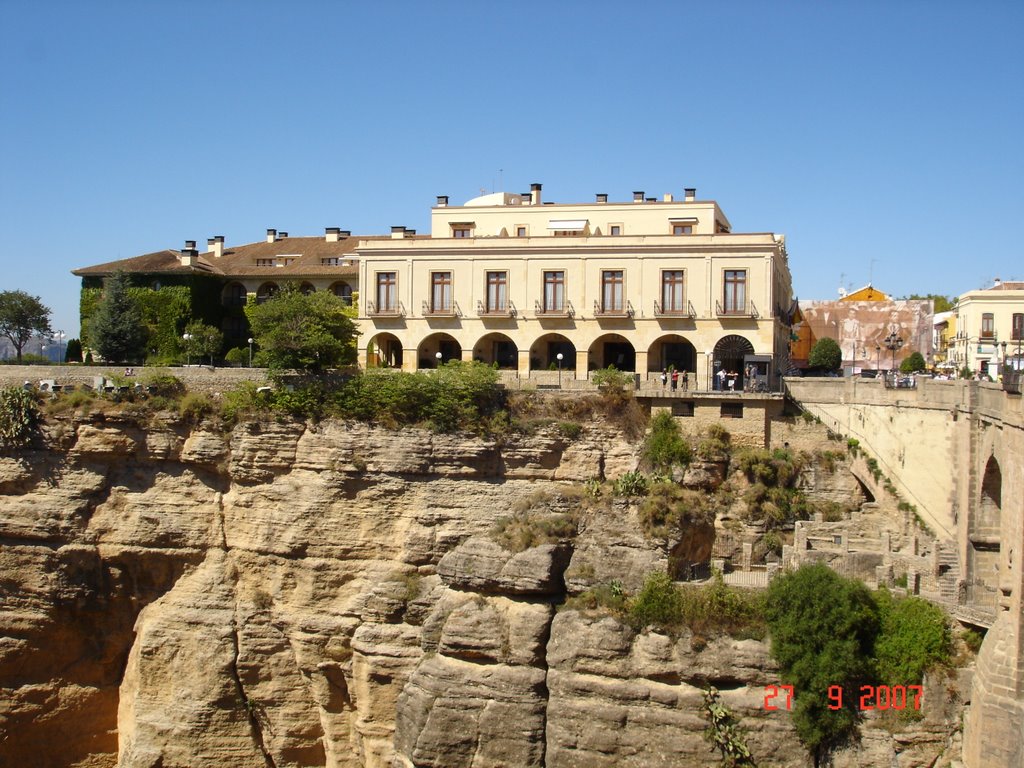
(435, 350), (442, 368)
(876, 345), (881, 372)
(247, 337), (254, 368)
(1001, 341), (1008, 378)
(556, 352), (564, 388)
(183, 333), (192, 366)
(884, 330), (903, 374)
(55, 330), (65, 365)
(706, 350), (713, 391)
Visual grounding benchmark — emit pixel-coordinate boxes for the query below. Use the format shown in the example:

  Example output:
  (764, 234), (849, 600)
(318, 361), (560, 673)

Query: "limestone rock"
(437, 536), (570, 595)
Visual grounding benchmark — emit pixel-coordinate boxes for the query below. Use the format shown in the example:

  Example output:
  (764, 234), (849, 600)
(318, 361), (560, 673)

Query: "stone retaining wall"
(0, 365), (270, 394)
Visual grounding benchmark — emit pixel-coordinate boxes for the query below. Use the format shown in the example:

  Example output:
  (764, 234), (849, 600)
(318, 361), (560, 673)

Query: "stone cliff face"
(0, 413), (963, 767)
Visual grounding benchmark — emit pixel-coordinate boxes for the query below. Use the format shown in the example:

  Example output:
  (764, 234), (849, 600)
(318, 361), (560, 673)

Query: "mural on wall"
(791, 300), (934, 370)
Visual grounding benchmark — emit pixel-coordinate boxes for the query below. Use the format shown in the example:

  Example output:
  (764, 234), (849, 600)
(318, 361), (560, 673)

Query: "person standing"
(671, 368), (679, 391)
(716, 368), (726, 391)
(682, 370), (689, 391)
(660, 369), (668, 389)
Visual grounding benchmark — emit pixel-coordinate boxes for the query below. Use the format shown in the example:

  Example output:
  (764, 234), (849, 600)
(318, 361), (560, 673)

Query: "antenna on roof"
(838, 273), (847, 298)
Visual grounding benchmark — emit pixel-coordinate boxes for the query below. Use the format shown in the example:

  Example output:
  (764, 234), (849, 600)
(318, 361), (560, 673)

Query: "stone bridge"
(786, 377), (1023, 768)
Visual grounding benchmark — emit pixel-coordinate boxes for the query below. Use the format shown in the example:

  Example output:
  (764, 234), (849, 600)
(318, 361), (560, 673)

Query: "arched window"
(330, 281), (353, 305)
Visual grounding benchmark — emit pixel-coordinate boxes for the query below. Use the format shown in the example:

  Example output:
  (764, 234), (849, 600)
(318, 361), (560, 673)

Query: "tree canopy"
(808, 337), (842, 372)
(764, 564), (879, 762)
(244, 284), (358, 370)
(0, 290), (52, 363)
(89, 271), (148, 364)
(905, 294), (953, 313)
(182, 320), (224, 366)
(900, 351), (927, 373)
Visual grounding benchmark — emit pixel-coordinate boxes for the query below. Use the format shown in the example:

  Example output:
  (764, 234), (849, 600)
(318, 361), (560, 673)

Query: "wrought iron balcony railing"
(534, 299), (575, 317)
(716, 299), (759, 318)
(366, 300), (406, 317)
(476, 300), (517, 317)
(593, 299), (635, 318)
(654, 299), (696, 318)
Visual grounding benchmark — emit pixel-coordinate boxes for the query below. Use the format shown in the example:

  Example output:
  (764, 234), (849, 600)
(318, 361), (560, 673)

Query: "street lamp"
(884, 330), (903, 374)
(875, 344), (881, 372)
(556, 352), (564, 388)
(248, 337), (254, 368)
(54, 330), (65, 365)
(435, 350), (443, 368)
(183, 333), (192, 366)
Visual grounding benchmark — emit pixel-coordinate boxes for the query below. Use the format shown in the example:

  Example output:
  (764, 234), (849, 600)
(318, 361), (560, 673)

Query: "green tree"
(900, 352), (926, 373)
(244, 284), (358, 371)
(764, 563), (880, 764)
(64, 338), (83, 363)
(873, 591), (950, 689)
(89, 271), (147, 363)
(0, 290), (52, 363)
(808, 337), (842, 373)
(225, 347), (247, 367)
(702, 686), (756, 767)
(183, 321), (224, 366)
(642, 411), (692, 474)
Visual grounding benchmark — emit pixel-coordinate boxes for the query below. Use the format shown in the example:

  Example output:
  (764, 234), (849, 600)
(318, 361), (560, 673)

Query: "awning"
(668, 217), (699, 223)
(547, 219), (588, 230)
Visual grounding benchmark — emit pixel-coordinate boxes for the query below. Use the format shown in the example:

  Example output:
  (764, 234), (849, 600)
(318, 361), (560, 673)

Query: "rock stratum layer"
(0, 414), (963, 767)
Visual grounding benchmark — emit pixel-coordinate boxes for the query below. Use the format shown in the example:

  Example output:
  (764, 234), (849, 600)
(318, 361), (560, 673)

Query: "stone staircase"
(936, 540), (961, 604)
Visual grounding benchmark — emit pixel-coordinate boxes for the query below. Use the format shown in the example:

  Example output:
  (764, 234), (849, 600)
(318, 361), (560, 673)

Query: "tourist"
(670, 368), (679, 391)
(660, 369), (668, 389)
(682, 370), (689, 391)
(716, 368), (726, 391)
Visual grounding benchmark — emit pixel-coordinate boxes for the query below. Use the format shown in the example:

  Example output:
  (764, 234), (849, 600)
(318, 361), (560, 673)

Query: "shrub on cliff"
(642, 411), (692, 474)
(764, 564), (879, 761)
(873, 589), (951, 690)
(0, 387), (40, 447)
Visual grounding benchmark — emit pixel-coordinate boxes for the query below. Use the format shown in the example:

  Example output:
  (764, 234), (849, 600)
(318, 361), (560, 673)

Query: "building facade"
(950, 280), (1024, 376)
(73, 229), (362, 353)
(356, 185), (794, 389)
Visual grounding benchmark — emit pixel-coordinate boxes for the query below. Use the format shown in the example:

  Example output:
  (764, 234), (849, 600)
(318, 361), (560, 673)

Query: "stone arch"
(588, 333), (636, 371)
(417, 333), (461, 368)
(713, 334), (754, 390)
(529, 333), (575, 371)
(329, 281), (354, 305)
(472, 332), (518, 368)
(299, 282), (316, 295)
(979, 455), (1002, 533)
(367, 332), (403, 368)
(647, 334), (696, 373)
(222, 281), (247, 307)
(256, 282), (279, 304)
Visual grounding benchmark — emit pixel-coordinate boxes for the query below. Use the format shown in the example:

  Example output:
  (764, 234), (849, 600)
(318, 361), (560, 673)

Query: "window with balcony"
(376, 272), (397, 313)
(661, 270), (685, 313)
(601, 270), (624, 313)
(486, 271), (507, 313)
(1013, 313), (1023, 341)
(543, 271), (565, 313)
(724, 270), (747, 314)
(430, 271), (452, 314)
(981, 313), (995, 339)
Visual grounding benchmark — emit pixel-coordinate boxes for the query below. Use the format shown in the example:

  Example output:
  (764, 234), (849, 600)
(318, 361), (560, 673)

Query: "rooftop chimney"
(645, 197), (656, 203)
(406, 229), (416, 236)
(663, 193), (674, 202)
(339, 230), (351, 237)
(436, 195), (448, 207)
(633, 191), (644, 203)
(596, 193), (608, 203)
(278, 231), (288, 239)
(325, 227), (341, 242)
(266, 228), (277, 243)
(684, 187), (696, 202)
(207, 235), (224, 258)
(391, 226), (407, 240)
(530, 182), (542, 205)
(180, 240), (198, 266)
(521, 191), (533, 205)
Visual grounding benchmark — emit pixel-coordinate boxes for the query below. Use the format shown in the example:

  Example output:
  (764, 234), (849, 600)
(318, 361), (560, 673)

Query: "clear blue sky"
(2, 0), (1021, 339)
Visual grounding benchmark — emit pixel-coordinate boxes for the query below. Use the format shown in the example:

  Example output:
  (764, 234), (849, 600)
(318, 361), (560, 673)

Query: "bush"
(225, 347), (248, 367)
(697, 423), (731, 461)
(613, 471), (649, 497)
(873, 590), (951, 689)
(900, 352), (926, 373)
(179, 392), (216, 423)
(143, 373), (186, 398)
(0, 387), (40, 447)
(492, 512), (577, 552)
(808, 337), (842, 372)
(557, 421), (583, 439)
(764, 564), (879, 760)
(642, 411), (692, 474)
(628, 572), (683, 630)
(639, 482), (716, 539)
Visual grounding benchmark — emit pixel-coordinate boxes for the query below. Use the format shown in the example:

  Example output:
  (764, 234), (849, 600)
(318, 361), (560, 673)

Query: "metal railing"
(715, 299), (759, 318)
(654, 299), (696, 318)
(593, 299), (635, 318)
(366, 300), (406, 317)
(476, 299), (517, 317)
(534, 299), (575, 317)
(421, 300), (461, 317)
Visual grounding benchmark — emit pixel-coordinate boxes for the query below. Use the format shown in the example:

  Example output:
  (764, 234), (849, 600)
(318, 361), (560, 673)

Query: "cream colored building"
(356, 185), (794, 388)
(950, 280), (1024, 376)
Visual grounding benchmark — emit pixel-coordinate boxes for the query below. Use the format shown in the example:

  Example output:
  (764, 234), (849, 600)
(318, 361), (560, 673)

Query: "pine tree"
(89, 271), (148, 363)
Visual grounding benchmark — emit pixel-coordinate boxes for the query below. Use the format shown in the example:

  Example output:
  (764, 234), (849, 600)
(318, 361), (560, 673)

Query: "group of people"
(659, 368), (689, 391)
